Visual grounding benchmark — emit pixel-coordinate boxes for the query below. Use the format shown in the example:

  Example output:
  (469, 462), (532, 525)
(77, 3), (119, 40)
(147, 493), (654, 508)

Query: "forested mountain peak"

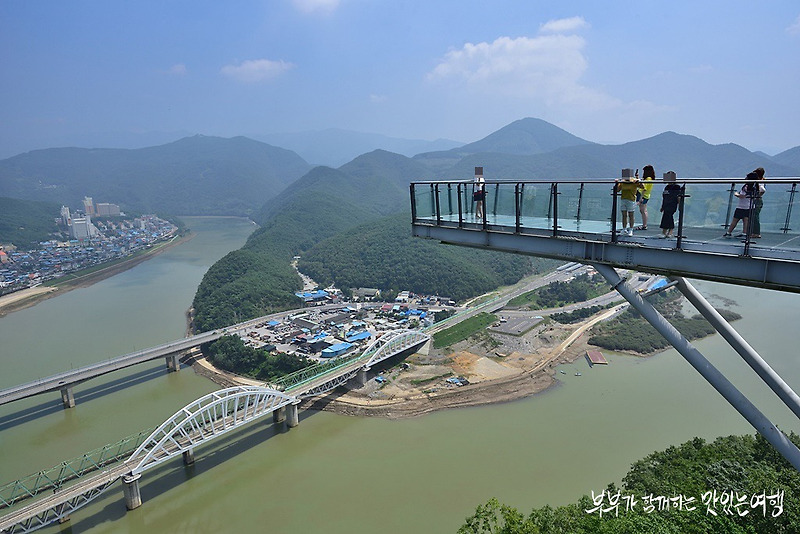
(339, 149), (436, 187)
(458, 117), (592, 155)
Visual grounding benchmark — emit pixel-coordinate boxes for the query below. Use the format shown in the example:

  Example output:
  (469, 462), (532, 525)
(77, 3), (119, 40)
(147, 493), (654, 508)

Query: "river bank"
(0, 232), (193, 317)
(189, 303), (634, 419)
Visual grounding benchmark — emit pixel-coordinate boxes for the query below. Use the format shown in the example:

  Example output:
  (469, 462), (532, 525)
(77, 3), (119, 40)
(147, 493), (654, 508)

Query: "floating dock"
(586, 350), (608, 366)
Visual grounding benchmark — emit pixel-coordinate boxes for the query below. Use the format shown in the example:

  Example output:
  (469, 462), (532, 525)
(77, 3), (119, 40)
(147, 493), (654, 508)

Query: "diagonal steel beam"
(592, 262), (800, 472)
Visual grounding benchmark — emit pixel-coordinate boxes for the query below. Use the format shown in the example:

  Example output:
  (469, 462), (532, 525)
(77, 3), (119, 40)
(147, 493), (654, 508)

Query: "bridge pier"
(356, 367), (369, 387)
(272, 406), (286, 424)
(418, 338), (431, 356)
(182, 448), (195, 465)
(165, 353), (180, 372)
(122, 473), (142, 510)
(60, 385), (75, 408)
(286, 403), (299, 428)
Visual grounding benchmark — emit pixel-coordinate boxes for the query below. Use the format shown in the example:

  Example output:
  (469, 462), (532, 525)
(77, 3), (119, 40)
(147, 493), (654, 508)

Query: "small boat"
(559, 370), (566, 375)
(575, 372), (582, 376)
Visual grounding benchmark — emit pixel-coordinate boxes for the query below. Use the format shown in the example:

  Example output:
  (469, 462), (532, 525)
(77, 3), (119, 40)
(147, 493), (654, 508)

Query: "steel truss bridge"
(0, 329), (429, 533)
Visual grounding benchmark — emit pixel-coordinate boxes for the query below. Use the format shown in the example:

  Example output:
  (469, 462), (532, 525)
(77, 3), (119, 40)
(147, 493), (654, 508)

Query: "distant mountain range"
(0, 135), (311, 216)
(2, 117), (798, 220)
(3, 116), (798, 327)
(253, 128), (464, 167)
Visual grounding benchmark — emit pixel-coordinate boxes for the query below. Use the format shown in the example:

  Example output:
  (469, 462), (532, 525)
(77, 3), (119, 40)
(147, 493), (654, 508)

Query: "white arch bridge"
(0, 329), (429, 533)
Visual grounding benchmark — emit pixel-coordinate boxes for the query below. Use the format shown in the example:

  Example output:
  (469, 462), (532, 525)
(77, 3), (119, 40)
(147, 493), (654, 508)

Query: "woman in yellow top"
(636, 165), (656, 230)
(615, 173), (644, 236)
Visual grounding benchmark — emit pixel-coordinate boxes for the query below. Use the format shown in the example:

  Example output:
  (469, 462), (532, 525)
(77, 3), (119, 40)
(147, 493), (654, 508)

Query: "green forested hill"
(255, 150), (434, 224)
(0, 197), (61, 248)
(298, 214), (551, 301)
(193, 151), (430, 330)
(192, 148), (547, 330)
(0, 135), (311, 216)
(461, 433), (800, 533)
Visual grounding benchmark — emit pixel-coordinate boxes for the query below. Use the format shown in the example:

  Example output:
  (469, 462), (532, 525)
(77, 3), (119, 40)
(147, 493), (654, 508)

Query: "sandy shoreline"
(0, 233), (193, 317)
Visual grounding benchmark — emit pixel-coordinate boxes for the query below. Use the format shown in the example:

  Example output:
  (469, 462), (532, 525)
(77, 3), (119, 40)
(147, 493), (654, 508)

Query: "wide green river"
(0, 217), (798, 533)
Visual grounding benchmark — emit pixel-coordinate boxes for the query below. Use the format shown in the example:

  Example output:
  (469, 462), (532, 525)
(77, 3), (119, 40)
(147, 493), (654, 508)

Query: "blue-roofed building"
(346, 331), (372, 342)
(321, 342), (353, 358)
(294, 289), (329, 302)
(648, 278), (668, 291)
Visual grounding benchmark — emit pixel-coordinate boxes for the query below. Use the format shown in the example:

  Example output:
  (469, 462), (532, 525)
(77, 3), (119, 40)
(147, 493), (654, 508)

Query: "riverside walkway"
(410, 173), (800, 474)
(0, 329), (429, 533)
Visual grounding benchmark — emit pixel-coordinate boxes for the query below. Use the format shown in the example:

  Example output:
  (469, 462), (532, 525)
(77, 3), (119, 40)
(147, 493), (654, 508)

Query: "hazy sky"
(2, 1), (799, 158)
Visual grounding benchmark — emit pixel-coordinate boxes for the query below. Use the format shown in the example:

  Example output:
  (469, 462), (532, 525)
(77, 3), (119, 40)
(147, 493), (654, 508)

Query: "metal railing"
(0, 427), (154, 509)
(411, 178), (800, 257)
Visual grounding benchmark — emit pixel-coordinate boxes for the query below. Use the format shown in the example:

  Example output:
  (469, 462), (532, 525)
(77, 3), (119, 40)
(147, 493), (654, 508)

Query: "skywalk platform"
(410, 178), (800, 292)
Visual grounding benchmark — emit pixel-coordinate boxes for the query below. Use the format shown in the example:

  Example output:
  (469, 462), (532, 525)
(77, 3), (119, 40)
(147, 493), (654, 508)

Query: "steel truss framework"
(362, 329), (430, 369)
(130, 386), (296, 475)
(0, 472), (124, 534)
(0, 429), (153, 510)
(295, 330), (430, 397)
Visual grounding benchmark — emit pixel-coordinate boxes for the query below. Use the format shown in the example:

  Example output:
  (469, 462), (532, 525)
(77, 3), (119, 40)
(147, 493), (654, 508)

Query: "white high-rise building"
(60, 206), (71, 226)
(70, 215), (98, 240)
(95, 202), (120, 216)
(83, 197), (95, 217)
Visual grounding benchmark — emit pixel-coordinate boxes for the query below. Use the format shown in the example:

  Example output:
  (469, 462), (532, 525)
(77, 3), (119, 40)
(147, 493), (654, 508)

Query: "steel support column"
(671, 276), (800, 421)
(592, 262), (800, 472)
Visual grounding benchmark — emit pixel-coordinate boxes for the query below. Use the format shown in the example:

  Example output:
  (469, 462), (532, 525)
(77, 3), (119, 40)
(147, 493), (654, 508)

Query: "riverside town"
(0, 196), (177, 295)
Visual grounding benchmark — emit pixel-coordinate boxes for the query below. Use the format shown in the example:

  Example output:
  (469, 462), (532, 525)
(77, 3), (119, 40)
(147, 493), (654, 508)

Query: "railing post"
(409, 183), (417, 223)
(429, 184), (435, 221)
(676, 184), (687, 249)
(457, 183), (463, 228)
(434, 184), (441, 226)
(551, 182), (559, 237)
(782, 182), (796, 233)
(610, 183), (618, 243)
(515, 183), (521, 233)
(723, 182), (736, 229)
(576, 182), (584, 221)
(447, 183), (453, 217)
(482, 192), (488, 230)
(491, 183), (499, 218)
